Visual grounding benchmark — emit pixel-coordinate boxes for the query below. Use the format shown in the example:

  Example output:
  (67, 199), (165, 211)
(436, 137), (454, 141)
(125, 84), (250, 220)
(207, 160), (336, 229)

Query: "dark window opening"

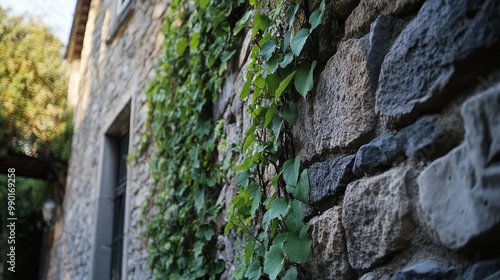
(110, 133), (128, 280)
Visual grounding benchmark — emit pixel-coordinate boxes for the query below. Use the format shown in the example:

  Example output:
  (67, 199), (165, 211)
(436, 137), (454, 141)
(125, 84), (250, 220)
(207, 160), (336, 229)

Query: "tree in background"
(0, 7), (72, 162)
(0, 7), (73, 279)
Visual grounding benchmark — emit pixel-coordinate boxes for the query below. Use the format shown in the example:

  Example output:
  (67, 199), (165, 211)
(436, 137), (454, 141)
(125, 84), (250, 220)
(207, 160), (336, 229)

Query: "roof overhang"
(65, 0), (92, 61)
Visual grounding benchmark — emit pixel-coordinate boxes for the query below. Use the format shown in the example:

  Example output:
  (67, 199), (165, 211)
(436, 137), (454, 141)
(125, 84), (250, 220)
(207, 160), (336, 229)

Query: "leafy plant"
(225, 0), (325, 279)
(143, 0), (244, 279)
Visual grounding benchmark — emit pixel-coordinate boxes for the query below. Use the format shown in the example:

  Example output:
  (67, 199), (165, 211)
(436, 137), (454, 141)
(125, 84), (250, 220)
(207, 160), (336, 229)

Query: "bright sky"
(0, 0), (77, 44)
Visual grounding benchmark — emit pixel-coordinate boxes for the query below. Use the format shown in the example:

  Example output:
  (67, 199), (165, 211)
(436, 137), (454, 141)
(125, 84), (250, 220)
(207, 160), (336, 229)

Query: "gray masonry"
(50, 0), (500, 279)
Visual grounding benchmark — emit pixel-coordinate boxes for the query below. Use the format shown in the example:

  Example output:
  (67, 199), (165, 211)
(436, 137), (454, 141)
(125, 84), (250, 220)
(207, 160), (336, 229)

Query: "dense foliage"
(0, 7), (72, 162)
(144, 0), (323, 278)
(143, 0), (244, 278)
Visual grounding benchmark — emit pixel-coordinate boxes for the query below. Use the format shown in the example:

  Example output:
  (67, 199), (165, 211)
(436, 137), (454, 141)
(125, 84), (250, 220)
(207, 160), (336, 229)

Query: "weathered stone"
(463, 258), (500, 280)
(396, 115), (453, 159)
(390, 260), (457, 280)
(294, 38), (376, 161)
(353, 134), (403, 177)
(367, 15), (405, 89)
(485, 271), (500, 280)
(333, 0), (360, 21)
(343, 166), (413, 271)
(306, 207), (356, 280)
(308, 155), (355, 206)
(418, 84), (500, 250)
(376, 0), (500, 128)
(345, 0), (423, 38)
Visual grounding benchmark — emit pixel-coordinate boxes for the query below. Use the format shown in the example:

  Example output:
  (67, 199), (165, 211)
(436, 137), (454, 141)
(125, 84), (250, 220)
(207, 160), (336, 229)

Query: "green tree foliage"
(0, 7), (72, 162)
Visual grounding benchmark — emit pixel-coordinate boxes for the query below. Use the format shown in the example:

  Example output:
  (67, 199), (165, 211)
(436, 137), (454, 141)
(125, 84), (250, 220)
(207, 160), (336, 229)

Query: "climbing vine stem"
(226, 0), (324, 279)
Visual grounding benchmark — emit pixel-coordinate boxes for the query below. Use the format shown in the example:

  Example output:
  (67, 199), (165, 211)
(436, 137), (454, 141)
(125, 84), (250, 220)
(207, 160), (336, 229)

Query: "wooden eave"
(65, 0), (92, 61)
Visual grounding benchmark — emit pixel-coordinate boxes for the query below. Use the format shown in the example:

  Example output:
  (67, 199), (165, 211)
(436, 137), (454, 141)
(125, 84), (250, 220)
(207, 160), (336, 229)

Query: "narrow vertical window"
(111, 133), (128, 280)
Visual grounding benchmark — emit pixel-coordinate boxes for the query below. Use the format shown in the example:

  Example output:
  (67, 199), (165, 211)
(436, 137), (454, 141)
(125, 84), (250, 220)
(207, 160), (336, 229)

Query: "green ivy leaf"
(281, 101), (298, 125)
(282, 230), (312, 265)
(279, 52), (294, 68)
(236, 171), (250, 187)
(263, 54), (279, 74)
(240, 72), (253, 99)
(265, 105), (276, 127)
(265, 74), (281, 96)
(176, 37), (187, 55)
(254, 75), (266, 89)
(248, 184), (262, 216)
(283, 156), (300, 187)
(309, 0), (325, 30)
(260, 39), (276, 61)
(286, 169), (310, 203)
(221, 50), (236, 63)
(291, 28), (310, 56)
(264, 245), (284, 280)
(234, 10), (251, 35)
(271, 117), (282, 138)
(253, 14), (271, 38)
(190, 32), (201, 50)
(284, 200), (302, 233)
(275, 70), (296, 101)
(294, 60), (317, 98)
(245, 259), (262, 280)
(285, 4), (299, 27)
(283, 31), (291, 53)
(282, 267), (298, 280)
(199, 0), (210, 9)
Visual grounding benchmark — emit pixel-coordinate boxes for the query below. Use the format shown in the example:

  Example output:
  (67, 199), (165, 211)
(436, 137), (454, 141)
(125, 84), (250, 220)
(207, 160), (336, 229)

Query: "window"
(110, 133), (128, 280)
(91, 103), (130, 279)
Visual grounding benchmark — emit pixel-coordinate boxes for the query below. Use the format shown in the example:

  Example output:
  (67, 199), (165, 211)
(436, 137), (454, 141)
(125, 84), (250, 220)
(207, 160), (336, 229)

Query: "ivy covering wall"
(144, 0), (323, 279)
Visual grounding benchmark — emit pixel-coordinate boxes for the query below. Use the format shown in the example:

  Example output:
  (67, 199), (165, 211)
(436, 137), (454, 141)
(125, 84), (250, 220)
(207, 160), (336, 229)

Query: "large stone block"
(345, 0), (423, 38)
(343, 166), (414, 271)
(418, 84), (500, 250)
(376, 0), (500, 128)
(353, 134), (403, 177)
(390, 260), (457, 280)
(305, 206), (356, 280)
(308, 154), (355, 206)
(294, 38), (376, 161)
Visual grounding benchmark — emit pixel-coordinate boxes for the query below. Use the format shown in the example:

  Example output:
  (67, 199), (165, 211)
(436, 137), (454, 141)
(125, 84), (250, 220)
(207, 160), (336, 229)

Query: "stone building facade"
(48, 0), (500, 279)
(47, 0), (166, 279)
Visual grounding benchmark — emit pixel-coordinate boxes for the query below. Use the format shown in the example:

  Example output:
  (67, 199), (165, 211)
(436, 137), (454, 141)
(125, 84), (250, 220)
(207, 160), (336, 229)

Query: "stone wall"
(51, 0), (500, 279)
(47, 0), (167, 279)
(215, 0), (500, 279)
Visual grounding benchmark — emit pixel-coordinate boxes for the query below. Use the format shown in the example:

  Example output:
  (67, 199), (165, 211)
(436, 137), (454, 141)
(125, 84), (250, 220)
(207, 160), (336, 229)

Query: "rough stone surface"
(418, 84), (500, 250)
(305, 207), (356, 280)
(376, 0), (500, 128)
(345, 0), (423, 38)
(343, 166), (414, 271)
(46, 2), (165, 279)
(294, 37), (376, 161)
(390, 260), (457, 280)
(333, 0), (360, 21)
(308, 155), (355, 206)
(463, 258), (500, 280)
(353, 134), (403, 177)
(396, 114), (458, 159)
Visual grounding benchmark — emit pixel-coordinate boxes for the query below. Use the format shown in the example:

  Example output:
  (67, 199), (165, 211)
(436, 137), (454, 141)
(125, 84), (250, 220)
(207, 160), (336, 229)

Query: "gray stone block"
(463, 258), (500, 280)
(305, 206), (356, 280)
(345, 0), (423, 38)
(376, 0), (500, 128)
(418, 84), (500, 250)
(308, 155), (355, 206)
(294, 38), (376, 161)
(343, 166), (414, 271)
(353, 134), (404, 176)
(390, 260), (457, 280)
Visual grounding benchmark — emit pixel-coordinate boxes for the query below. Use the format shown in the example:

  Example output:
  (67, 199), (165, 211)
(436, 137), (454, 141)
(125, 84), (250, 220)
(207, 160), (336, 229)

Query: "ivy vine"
(143, 0), (244, 278)
(143, 0), (323, 278)
(226, 0), (325, 279)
